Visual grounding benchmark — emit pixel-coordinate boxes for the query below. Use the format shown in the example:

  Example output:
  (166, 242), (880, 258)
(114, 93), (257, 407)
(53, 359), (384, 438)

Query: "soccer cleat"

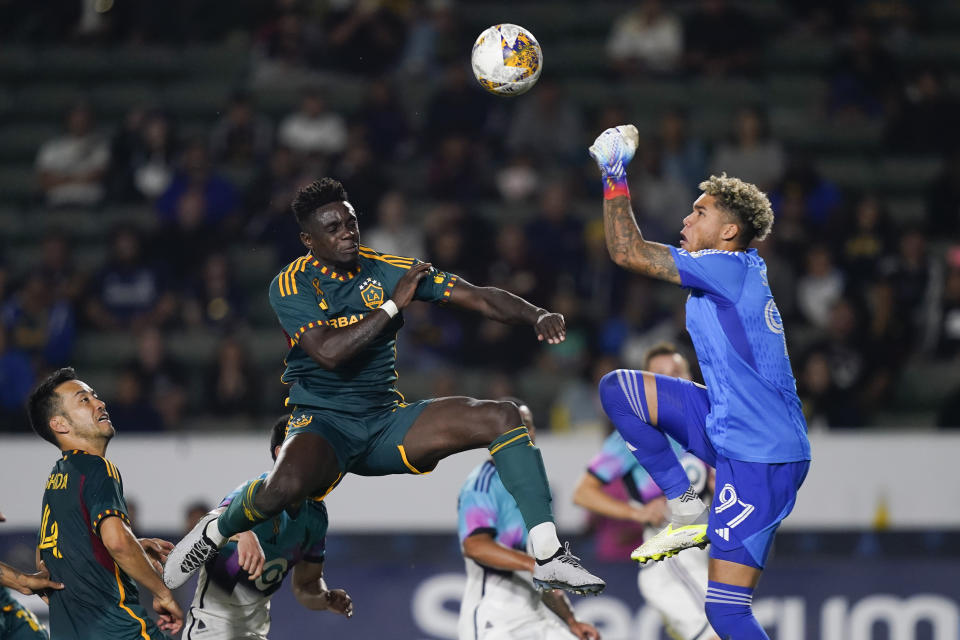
(533, 542), (606, 596)
(588, 125), (640, 179)
(630, 523), (709, 564)
(163, 512), (222, 589)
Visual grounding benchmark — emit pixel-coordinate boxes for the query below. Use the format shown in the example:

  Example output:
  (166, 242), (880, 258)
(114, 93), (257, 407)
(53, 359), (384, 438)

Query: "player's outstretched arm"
(542, 589), (602, 640)
(298, 262), (433, 369)
(572, 473), (667, 526)
(446, 279), (566, 344)
(589, 126), (680, 284)
(100, 517), (183, 635)
(292, 561), (354, 617)
(462, 533), (536, 573)
(0, 560), (64, 596)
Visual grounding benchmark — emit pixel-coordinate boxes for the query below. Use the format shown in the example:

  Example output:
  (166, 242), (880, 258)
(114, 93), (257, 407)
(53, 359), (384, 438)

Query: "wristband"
(379, 299), (399, 318)
(603, 173), (630, 200)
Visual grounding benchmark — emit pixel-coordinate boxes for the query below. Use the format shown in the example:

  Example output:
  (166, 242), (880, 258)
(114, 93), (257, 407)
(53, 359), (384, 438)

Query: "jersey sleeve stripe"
(113, 564), (152, 639)
(292, 320), (328, 342)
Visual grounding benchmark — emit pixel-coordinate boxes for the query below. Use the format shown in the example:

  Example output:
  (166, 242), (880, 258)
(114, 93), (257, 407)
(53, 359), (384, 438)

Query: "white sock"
(529, 522), (562, 560)
(668, 485), (707, 526)
(204, 518), (226, 547)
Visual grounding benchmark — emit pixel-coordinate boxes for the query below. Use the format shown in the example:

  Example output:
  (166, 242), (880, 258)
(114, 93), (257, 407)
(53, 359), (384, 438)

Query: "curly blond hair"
(698, 173), (774, 243)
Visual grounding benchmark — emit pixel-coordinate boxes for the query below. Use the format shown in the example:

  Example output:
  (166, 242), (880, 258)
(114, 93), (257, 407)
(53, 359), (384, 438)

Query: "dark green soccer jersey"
(269, 246), (459, 412)
(38, 450), (163, 640)
(1, 588), (48, 639)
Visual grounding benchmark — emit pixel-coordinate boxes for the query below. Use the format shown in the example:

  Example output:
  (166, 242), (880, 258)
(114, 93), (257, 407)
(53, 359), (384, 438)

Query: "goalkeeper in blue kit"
(589, 125), (811, 640)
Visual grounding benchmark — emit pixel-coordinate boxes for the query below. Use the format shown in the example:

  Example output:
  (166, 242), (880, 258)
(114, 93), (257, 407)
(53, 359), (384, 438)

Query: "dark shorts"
(285, 400), (433, 478)
(1, 603), (49, 640)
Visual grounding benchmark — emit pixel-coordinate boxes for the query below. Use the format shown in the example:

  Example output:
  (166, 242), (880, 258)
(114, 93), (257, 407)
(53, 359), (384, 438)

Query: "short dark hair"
(28, 367), (78, 446)
(291, 178), (349, 228)
(642, 342), (683, 370)
(270, 415), (290, 461)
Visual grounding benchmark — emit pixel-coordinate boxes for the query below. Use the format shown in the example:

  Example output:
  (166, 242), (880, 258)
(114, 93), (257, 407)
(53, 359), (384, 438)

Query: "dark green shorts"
(1, 603), (49, 640)
(285, 400), (433, 479)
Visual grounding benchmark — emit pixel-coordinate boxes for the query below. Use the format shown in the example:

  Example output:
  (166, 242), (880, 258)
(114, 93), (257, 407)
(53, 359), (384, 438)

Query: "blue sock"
(598, 370), (690, 498)
(705, 581), (769, 639)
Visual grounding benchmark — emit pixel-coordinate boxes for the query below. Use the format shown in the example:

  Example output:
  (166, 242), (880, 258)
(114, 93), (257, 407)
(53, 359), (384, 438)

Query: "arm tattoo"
(603, 195), (680, 284)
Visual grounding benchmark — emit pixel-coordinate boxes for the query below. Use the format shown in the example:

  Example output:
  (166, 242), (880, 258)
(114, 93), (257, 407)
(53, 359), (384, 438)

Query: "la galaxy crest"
(359, 277), (385, 309)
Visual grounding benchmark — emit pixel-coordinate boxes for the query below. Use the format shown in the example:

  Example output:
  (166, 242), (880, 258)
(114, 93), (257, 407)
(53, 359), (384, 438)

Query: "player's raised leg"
(400, 396), (605, 595)
(598, 369), (715, 563)
(165, 431), (341, 588)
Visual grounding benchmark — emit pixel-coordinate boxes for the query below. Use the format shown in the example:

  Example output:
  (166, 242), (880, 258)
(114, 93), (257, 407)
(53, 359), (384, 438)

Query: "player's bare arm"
(446, 279), (566, 344)
(100, 516), (183, 634)
(299, 262), (433, 369)
(541, 589), (602, 640)
(572, 472), (667, 526)
(462, 532), (537, 573)
(292, 561), (354, 617)
(603, 196), (680, 284)
(0, 559), (64, 596)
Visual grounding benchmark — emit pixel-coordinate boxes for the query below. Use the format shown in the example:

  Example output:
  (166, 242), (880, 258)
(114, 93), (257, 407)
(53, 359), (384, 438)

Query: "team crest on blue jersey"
(359, 277), (385, 309)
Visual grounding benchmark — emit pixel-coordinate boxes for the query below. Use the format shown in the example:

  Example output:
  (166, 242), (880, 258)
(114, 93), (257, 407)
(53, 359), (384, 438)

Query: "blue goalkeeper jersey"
(669, 246), (811, 463)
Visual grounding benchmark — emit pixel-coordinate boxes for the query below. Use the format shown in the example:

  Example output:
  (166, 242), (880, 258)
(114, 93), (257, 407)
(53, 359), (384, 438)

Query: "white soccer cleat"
(630, 523), (710, 564)
(163, 512), (222, 589)
(533, 542), (606, 596)
(588, 124), (640, 178)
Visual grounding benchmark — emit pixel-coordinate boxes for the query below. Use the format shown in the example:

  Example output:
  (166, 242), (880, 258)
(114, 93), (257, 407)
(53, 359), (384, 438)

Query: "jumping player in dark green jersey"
(166, 177), (605, 596)
(0, 508), (61, 640)
(27, 368), (183, 640)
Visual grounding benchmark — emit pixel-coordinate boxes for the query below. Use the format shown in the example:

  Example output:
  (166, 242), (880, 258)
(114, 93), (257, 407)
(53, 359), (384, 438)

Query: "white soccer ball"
(471, 24), (543, 96)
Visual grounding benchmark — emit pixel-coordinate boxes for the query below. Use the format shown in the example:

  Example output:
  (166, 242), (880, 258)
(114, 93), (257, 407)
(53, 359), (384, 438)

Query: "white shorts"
(182, 605), (270, 640)
(468, 599), (575, 640)
(638, 545), (714, 640)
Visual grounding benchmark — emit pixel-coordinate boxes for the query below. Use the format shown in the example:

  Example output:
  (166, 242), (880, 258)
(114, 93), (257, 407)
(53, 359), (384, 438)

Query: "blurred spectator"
(506, 80), (583, 163)
(606, 0), (683, 76)
(106, 367), (164, 432)
(796, 245), (845, 330)
(85, 226), (174, 330)
(245, 146), (305, 261)
(359, 79), (411, 160)
(828, 22), (897, 119)
(183, 501), (212, 534)
(127, 326), (187, 429)
(250, 4), (323, 88)
(629, 139), (692, 240)
(277, 89), (348, 157)
(109, 108), (178, 202)
(182, 252), (246, 329)
(798, 350), (863, 429)
(324, 1), (408, 75)
(769, 156), (843, 229)
(658, 107), (707, 194)
(156, 138), (239, 227)
(710, 106), (785, 191)
(204, 336), (260, 417)
(209, 91), (274, 166)
(2, 273), (75, 368)
(885, 67), (960, 154)
(683, 0), (761, 76)
(38, 233), (86, 305)
(398, 0), (460, 77)
(551, 354), (620, 433)
(423, 62), (494, 144)
(925, 152), (960, 241)
(331, 136), (390, 215)
(835, 194), (895, 289)
(36, 102), (110, 207)
(422, 202), (492, 281)
(524, 180), (584, 286)
(487, 223), (553, 305)
(877, 226), (943, 354)
(427, 135), (489, 201)
(164, 187), (219, 284)
(577, 220), (630, 322)
(931, 251), (960, 359)
(0, 329), (35, 431)
(495, 152), (541, 203)
(364, 190), (426, 259)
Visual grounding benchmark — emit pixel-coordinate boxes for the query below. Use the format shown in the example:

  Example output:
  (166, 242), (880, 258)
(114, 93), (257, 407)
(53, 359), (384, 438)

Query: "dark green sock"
(489, 426), (554, 531)
(217, 477), (269, 538)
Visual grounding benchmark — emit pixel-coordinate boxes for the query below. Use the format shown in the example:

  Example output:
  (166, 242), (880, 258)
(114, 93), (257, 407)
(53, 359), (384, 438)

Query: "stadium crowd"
(2, 0), (960, 432)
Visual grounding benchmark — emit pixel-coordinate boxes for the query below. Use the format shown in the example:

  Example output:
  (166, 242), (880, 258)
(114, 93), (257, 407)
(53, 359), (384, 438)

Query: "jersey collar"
(307, 254), (360, 282)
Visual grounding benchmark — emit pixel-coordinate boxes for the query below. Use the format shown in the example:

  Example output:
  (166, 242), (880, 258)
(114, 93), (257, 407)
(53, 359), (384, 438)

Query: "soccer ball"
(471, 24), (542, 96)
